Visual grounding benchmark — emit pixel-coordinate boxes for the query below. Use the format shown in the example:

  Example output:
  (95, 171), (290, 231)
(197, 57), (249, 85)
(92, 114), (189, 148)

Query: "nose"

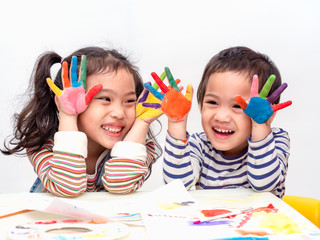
(109, 103), (125, 119)
(213, 106), (231, 122)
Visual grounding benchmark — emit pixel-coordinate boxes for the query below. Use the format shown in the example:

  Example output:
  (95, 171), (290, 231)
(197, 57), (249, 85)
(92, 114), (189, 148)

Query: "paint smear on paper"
(158, 201), (195, 209)
(210, 237), (269, 240)
(158, 202), (181, 209)
(201, 209), (232, 217)
(236, 229), (269, 236)
(258, 212), (302, 234)
(190, 220), (232, 226)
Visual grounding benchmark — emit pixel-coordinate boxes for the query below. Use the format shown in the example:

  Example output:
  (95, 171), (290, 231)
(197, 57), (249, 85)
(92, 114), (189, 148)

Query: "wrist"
(123, 119), (150, 144)
(251, 121), (271, 142)
(168, 119), (187, 140)
(58, 111), (78, 131)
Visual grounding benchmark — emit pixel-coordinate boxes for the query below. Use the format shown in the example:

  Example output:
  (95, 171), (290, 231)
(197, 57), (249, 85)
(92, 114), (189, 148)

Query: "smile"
(214, 128), (234, 134)
(102, 126), (122, 133)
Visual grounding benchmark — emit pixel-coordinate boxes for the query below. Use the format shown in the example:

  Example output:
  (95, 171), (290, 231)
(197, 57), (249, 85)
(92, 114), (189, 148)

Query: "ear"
(54, 95), (62, 112)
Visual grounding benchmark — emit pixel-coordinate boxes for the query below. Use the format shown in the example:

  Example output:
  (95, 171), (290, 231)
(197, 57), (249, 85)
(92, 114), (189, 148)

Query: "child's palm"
(46, 56), (102, 115)
(143, 67), (193, 121)
(235, 75), (292, 123)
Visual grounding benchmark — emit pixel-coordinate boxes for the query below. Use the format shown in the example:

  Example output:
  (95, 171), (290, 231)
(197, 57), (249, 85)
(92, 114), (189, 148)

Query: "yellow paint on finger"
(46, 78), (62, 97)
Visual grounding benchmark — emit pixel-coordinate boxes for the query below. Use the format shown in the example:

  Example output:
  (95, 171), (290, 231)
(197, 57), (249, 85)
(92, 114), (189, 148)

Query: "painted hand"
(235, 75), (292, 124)
(143, 67), (193, 121)
(136, 72), (166, 123)
(46, 55), (102, 115)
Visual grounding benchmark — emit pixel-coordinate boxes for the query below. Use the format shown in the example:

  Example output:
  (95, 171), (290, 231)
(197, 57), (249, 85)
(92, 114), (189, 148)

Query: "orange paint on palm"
(161, 89), (191, 120)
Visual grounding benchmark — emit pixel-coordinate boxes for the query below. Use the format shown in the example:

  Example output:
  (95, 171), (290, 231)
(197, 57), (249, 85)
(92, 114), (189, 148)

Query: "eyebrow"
(96, 88), (136, 97)
(204, 93), (219, 98)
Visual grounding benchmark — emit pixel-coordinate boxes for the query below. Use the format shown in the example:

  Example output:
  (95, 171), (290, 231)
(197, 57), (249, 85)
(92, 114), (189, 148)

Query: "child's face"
(201, 71), (252, 157)
(78, 68), (137, 153)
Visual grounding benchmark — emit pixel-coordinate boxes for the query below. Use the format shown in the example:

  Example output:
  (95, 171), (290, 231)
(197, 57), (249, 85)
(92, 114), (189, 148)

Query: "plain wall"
(1, 0), (319, 199)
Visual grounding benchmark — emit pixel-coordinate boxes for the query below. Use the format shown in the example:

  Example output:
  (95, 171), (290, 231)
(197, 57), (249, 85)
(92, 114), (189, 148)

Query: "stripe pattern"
(102, 139), (156, 193)
(163, 128), (290, 198)
(28, 139), (156, 197)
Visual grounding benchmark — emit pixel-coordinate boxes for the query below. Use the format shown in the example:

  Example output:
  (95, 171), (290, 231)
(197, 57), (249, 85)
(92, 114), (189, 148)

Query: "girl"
(2, 47), (162, 197)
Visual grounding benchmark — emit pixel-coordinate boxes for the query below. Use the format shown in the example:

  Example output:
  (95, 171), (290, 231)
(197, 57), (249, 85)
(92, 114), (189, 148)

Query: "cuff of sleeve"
(166, 130), (189, 145)
(53, 131), (88, 158)
(248, 130), (273, 148)
(111, 141), (147, 161)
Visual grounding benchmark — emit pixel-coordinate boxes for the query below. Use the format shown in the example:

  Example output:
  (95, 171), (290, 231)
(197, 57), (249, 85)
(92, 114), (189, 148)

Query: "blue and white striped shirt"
(163, 128), (290, 198)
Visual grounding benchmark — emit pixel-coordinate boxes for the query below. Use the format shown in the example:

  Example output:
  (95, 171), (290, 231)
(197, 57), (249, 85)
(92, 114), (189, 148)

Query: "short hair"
(197, 46), (282, 108)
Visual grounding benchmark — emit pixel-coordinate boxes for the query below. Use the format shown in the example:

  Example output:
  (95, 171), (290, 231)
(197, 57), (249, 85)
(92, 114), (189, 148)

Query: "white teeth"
(102, 126), (122, 133)
(215, 128), (233, 133)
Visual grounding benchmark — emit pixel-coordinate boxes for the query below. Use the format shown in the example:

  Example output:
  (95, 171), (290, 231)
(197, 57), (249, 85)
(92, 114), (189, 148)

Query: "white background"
(0, 0), (319, 199)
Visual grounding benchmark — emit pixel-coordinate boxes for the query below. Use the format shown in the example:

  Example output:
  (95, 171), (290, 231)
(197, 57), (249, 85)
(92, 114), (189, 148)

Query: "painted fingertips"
(272, 100), (292, 112)
(70, 56), (81, 87)
(259, 75), (275, 99)
(165, 67), (180, 92)
(267, 83), (288, 103)
(46, 78), (62, 97)
(62, 61), (71, 88)
(235, 96), (247, 110)
(85, 84), (103, 105)
(142, 103), (161, 109)
(79, 55), (87, 90)
(138, 88), (150, 103)
(151, 72), (169, 93)
(144, 82), (164, 100)
(250, 75), (259, 98)
(152, 71), (166, 90)
(185, 84), (193, 101)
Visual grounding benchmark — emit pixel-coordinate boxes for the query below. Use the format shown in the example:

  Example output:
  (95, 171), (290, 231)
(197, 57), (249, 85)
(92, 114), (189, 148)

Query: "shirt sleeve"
(27, 131), (87, 197)
(247, 128), (290, 198)
(163, 131), (198, 189)
(102, 139), (156, 194)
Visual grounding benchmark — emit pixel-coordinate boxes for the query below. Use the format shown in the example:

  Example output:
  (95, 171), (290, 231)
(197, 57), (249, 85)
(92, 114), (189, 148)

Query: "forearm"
(168, 118), (188, 140)
(163, 132), (196, 189)
(123, 119), (150, 144)
(250, 120), (272, 142)
(58, 111), (78, 131)
(247, 128), (289, 198)
(102, 141), (150, 193)
(28, 132), (88, 197)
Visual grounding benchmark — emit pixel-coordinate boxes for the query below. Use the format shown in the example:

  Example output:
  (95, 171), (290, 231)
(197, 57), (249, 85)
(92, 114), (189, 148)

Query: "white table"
(1, 188), (319, 239)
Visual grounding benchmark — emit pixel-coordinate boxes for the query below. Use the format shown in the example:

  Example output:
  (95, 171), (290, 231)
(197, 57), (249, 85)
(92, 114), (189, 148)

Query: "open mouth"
(102, 126), (123, 134)
(214, 128), (235, 136)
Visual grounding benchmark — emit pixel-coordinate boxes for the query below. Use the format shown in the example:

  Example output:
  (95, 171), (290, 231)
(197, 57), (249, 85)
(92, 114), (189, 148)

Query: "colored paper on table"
(22, 193), (144, 225)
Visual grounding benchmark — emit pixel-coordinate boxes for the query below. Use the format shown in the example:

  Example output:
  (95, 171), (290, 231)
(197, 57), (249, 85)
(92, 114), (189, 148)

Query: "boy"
(148, 46), (291, 198)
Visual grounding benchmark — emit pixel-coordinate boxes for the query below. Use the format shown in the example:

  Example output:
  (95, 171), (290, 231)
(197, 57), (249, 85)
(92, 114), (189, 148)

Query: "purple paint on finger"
(267, 83), (288, 103)
(142, 103), (161, 109)
(138, 90), (149, 103)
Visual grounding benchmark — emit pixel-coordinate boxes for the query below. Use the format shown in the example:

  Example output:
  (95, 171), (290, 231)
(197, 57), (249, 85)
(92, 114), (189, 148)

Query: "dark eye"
(99, 97), (111, 102)
(126, 99), (137, 103)
(207, 100), (218, 105)
(233, 104), (241, 109)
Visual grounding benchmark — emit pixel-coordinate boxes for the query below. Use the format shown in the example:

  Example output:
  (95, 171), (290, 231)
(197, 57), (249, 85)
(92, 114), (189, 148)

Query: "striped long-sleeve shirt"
(28, 131), (156, 197)
(163, 127), (290, 198)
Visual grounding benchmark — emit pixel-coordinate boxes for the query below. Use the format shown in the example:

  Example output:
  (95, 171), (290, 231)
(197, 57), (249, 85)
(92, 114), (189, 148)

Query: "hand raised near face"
(142, 67), (193, 121)
(235, 75), (292, 124)
(46, 55), (102, 115)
